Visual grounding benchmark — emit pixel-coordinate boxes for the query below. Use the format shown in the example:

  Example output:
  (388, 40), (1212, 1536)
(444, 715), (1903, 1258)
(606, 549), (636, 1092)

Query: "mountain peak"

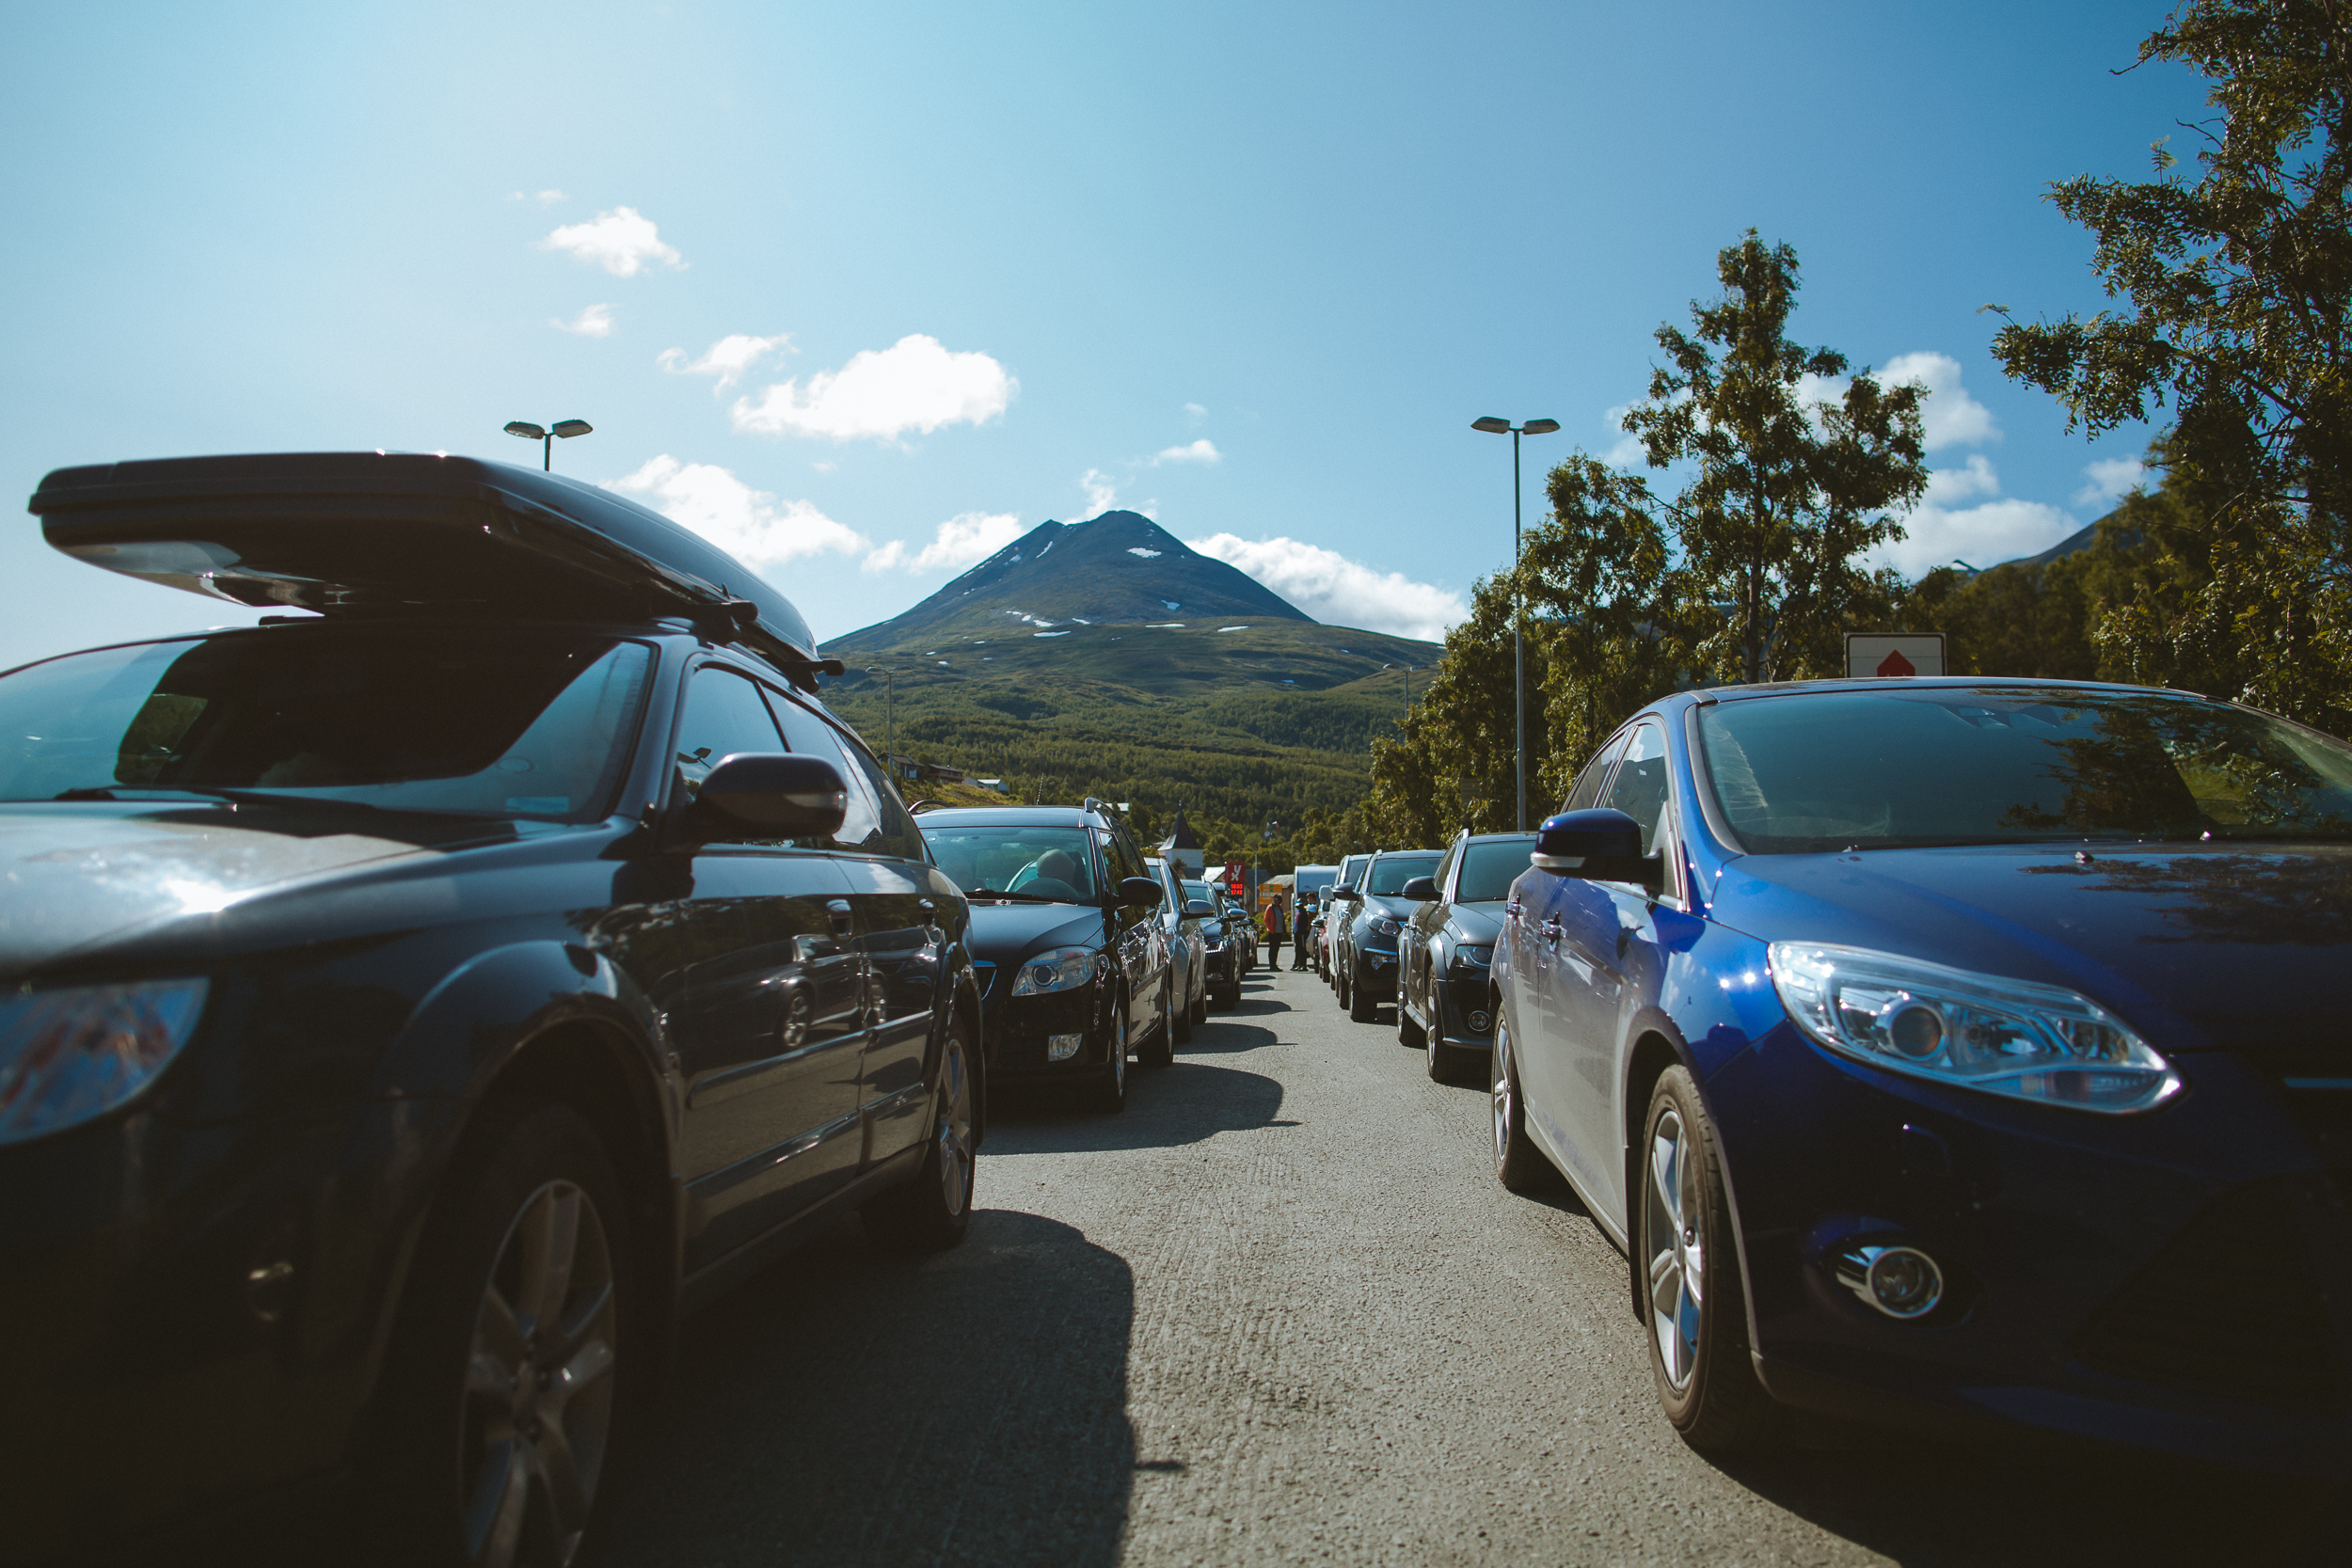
(829, 511), (1310, 653)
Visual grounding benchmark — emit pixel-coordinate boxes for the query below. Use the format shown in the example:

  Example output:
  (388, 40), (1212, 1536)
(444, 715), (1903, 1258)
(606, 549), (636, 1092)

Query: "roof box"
(28, 451), (820, 665)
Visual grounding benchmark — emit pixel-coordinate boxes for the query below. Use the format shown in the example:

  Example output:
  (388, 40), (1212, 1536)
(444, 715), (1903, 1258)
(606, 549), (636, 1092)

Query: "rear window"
(1454, 838), (1537, 902)
(1697, 688), (2352, 852)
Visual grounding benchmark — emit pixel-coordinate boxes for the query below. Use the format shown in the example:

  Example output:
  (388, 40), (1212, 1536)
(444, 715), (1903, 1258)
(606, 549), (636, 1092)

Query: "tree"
(1625, 231), (1929, 684)
(1988, 0), (2352, 730)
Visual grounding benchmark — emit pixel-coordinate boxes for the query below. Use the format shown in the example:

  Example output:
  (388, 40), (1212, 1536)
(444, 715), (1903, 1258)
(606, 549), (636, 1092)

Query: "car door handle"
(1617, 925), (1634, 958)
(1541, 918), (1563, 949)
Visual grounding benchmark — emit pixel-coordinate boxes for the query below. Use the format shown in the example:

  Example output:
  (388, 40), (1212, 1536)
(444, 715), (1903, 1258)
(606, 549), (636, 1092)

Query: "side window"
(839, 732), (923, 861)
(1564, 729), (1632, 813)
(674, 667), (786, 800)
(1598, 720), (1672, 856)
(767, 690), (883, 850)
(1099, 829), (1142, 887)
(1431, 839), (1462, 901)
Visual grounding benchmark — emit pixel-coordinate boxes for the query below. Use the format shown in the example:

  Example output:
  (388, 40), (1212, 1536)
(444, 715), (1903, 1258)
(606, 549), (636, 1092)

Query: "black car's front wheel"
(1640, 1067), (1781, 1451)
(1098, 993), (1136, 1106)
(866, 1016), (977, 1252)
(1347, 960), (1378, 1022)
(373, 1101), (630, 1568)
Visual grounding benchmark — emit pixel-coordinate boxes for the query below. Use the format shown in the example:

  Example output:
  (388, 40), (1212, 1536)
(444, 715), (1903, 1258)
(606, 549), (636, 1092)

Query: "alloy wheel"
(935, 1032), (974, 1217)
(1645, 1108), (1704, 1393)
(461, 1180), (619, 1568)
(1490, 1018), (1514, 1164)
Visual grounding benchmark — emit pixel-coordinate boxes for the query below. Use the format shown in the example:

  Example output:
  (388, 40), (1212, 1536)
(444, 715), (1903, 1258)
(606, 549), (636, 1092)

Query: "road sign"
(1845, 633), (1946, 678)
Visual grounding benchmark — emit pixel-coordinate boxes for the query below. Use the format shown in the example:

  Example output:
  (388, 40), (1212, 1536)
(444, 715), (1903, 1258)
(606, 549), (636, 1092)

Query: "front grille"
(2075, 1180), (2345, 1410)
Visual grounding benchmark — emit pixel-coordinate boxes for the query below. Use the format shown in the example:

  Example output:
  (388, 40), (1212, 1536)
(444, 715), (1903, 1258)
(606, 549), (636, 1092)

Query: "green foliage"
(1989, 0), (2352, 731)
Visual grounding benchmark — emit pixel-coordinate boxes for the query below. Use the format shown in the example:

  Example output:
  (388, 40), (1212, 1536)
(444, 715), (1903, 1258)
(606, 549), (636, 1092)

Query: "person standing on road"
(1263, 895), (1285, 969)
(1291, 895), (1315, 971)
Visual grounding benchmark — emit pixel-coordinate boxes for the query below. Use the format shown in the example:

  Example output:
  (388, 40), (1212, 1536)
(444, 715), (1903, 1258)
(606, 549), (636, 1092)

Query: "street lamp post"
(1471, 416), (1560, 830)
(503, 419), (594, 471)
(865, 665), (900, 761)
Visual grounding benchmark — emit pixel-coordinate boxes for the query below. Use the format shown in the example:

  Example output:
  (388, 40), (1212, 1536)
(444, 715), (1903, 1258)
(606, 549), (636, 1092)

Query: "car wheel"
(1190, 987), (1208, 1026)
(1641, 1067), (1782, 1450)
(1491, 1008), (1551, 1193)
(373, 1101), (630, 1568)
(1398, 990), (1427, 1051)
(1173, 973), (1195, 1042)
(865, 1016), (977, 1252)
(1333, 962), (1350, 1010)
(1348, 961), (1377, 1022)
(1135, 986), (1170, 1070)
(1096, 995), (1134, 1109)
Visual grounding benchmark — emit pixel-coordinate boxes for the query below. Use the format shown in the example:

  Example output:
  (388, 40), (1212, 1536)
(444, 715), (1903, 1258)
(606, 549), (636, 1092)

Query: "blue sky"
(2, 1), (2198, 672)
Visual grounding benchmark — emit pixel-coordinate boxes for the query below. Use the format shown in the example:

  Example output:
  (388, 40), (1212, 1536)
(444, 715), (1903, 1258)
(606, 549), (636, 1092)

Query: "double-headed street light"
(1471, 416), (1560, 832)
(504, 419), (594, 471)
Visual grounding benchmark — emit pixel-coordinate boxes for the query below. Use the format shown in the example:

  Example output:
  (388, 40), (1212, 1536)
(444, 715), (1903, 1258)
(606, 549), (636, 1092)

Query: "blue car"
(1490, 677), (2352, 1473)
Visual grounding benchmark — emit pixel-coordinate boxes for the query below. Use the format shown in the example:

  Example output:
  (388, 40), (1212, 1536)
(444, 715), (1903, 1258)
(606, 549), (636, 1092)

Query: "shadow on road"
(605, 1210), (1136, 1568)
(989, 1055), (1286, 1154)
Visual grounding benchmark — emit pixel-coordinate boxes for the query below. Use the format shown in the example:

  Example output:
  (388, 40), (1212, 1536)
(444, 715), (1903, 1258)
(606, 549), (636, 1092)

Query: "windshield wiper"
(48, 786), (496, 819)
(961, 885), (1061, 902)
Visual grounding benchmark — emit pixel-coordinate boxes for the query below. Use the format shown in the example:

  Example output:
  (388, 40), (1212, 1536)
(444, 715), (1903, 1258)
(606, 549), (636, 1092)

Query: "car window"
(1364, 853), (1441, 895)
(764, 687), (883, 850)
(1697, 688), (2352, 852)
(1431, 839), (1462, 898)
(0, 629), (652, 822)
(1455, 837), (1538, 901)
(1099, 828), (1144, 886)
(1564, 729), (1632, 813)
(1599, 721), (1671, 856)
(926, 823), (1099, 900)
(675, 666), (788, 805)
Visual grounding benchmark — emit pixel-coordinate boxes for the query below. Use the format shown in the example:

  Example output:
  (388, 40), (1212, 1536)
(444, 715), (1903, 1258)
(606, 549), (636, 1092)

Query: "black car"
(1395, 832), (1534, 1082)
(3, 453), (983, 1564)
(1184, 877), (1246, 1007)
(1331, 848), (1443, 1022)
(910, 804), (1173, 1111)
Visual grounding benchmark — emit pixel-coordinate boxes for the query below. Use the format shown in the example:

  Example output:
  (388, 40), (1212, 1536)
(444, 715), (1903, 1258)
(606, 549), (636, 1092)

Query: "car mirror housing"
(1533, 808), (1664, 893)
(1329, 886), (1361, 901)
(1118, 877), (1166, 908)
(1400, 876), (1438, 901)
(1184, 898), (1216, 917)
(687, 752), (849, 840)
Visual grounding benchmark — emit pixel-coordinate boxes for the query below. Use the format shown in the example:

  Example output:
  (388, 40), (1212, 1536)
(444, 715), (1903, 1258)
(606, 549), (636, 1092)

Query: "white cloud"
(730, 334), (1013, 441)
(1875, 498), (2076, 577)
(604, 455), (865, 572)
(1184, 402), (1208, 424)
(1185, 533), (1466, 641)
(512, 189), (567, 205)
(1152, 438), (1220, 466)
(552, 303), (614, 338)
(1080, 468), (1120, 517)
(540, 206), (683, 277)
(1924, 452), (1999, 505)
(1877, 352), (1998, 450)
(659, 332), (788, 392)
(2074, 456), (2148, 507)
(1601, 402), (1646, 467)
(864, 511), (1024, 574)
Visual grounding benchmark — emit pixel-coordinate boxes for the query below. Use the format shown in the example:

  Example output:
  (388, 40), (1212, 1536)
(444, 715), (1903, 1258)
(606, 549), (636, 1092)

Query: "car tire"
(1490, 1008), (1552, 1194)
(1190, 988), (1208, 1026)
(1348, 961), (1377, 1022)
(1096, 996), (1134, 1109)
(1173, 974), (1195, 1042)
(1640, 1067), (1783, 1451)
(1333, 962), (1350, 1011)
(1398, 991), (1427, 1051)
(369, 1101), (632, 1568)
(1136, 988), (1171, 1071)
(864, 1016), (977, 1252)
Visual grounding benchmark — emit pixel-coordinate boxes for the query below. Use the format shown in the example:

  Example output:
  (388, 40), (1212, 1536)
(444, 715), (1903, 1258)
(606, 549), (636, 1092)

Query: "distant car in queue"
(1490, 677), (2352, 1473)
(1396, 832), (1535, 1082)
(1, 451), (982, 1562)
(1186, 878), (1246, 1007)
(1147, 857), (1210, 1037)
(1331, 848), (1443, 1022)
(1321, 853), (1370, 985)
(914, 803), (1173, 1109)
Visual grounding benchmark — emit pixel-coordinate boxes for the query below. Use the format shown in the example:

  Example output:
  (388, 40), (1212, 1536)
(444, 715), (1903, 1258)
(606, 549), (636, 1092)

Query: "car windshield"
(1364, 853), (1441, 895)
(1697, 687), (2352, 852)
(1454, 838), (1537, 901)
(923, 825), (1099, 901)
(0, 627), (652, 821)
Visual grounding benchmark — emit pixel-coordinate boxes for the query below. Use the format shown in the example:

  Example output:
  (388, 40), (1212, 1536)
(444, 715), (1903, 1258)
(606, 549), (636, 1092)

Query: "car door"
(1549, 718), (1675, 1218)
(667, 663), (867, 1266)
(1517, 726), (1634, 1201)
(1099, 828), (1160, 1044)
(770, 690), (951, 1169)
(1409, 837), (1463, 1027)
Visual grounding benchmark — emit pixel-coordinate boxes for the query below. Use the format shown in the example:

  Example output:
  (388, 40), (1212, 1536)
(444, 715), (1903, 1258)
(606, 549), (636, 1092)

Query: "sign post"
(1845, 633), (1947, 678)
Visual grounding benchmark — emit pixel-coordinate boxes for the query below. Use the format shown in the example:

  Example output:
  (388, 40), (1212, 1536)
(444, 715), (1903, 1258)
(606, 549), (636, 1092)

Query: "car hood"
(1358, 894), (1421, 924)
(1441, 902), (1505, 945)
(0, 803), (449, 975)
(1713, 842), (2352, 1053)
(963, 899), (1107, 964)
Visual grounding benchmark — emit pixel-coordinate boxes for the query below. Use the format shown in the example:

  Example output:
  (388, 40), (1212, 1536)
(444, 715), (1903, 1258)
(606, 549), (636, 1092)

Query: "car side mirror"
(1400, 876), (1438, 901)
(1184, 898), (1215, 917)
(687, 753), (848, 840)
(1329, 886), (1360, 901)
(1532, 808), (1663, 893)
(1117, 877), (1165, 908)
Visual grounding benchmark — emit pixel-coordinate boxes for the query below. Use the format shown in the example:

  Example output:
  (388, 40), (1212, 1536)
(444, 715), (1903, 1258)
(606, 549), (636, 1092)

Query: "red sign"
(1222, 861), (1246, 892)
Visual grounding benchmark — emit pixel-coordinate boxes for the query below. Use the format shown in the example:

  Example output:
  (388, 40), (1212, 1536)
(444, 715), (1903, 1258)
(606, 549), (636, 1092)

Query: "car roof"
(914, 806), (1104, 827)
(1680, 675), (2198, 707)
(1457, 831), (1538, 844)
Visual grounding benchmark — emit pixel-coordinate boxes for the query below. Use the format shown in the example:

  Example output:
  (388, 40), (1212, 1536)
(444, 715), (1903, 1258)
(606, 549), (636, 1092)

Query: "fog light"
(1046, 1033), (1083, 1062)
(1468, 1010), (1491, 1034)
(1836, 1244), (1944, 1319)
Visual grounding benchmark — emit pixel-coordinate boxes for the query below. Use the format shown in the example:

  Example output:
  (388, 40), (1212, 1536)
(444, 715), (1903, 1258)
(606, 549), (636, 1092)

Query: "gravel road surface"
(604, 965), (2340, 1567)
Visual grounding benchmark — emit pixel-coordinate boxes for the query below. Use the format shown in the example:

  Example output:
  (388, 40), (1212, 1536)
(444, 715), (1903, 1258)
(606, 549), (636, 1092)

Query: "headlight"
(1769, 943), (2179, 1114)
(1452, 944), (1493, 969)
(1369, 915), (1401, 938)
(0, 979), (211, 1145)
(1011, 946), (1098, 997)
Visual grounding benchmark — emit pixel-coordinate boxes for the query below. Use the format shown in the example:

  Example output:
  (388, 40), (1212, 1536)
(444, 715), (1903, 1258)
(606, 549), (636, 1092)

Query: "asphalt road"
(603, 964), (2344, 1567)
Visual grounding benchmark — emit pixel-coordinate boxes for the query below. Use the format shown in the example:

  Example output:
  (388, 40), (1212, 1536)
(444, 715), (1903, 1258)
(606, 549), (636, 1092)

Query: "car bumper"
(1355, 947), (1399, 1000)
(977, 980), (1118, 1080)
(1431, 974), (1495, 1049)
(1707, 1022), (2352, 1477)
(0, 1099), (413, 1558)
